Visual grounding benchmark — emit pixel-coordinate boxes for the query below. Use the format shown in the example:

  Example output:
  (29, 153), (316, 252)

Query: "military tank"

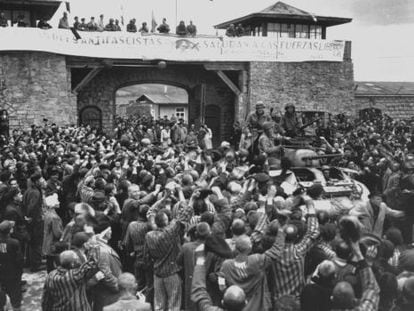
(278, 136), (369, 216)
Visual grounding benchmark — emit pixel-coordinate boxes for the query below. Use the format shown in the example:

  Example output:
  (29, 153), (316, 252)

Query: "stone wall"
(247, 59), (354, 118)
(355, 96), (414, 120)
(0, 52), (76, 130)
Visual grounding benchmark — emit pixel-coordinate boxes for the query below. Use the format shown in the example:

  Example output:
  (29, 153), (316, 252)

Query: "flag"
(65, 1), (71, 13)
(151, 10), (157, 33)
(120, 4), (125, 26)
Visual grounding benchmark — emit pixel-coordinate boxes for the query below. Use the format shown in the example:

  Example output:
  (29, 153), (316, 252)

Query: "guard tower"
(0, 0), (60, 27)
(215, 1), (351, 39)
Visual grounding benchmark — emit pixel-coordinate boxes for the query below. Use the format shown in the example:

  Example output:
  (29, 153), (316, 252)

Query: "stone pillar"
(0, 52), (77, 130)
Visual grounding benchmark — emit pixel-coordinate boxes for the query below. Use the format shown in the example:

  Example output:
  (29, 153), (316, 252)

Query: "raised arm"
(71, 246), (100, 283)
(350, 242), (380, 311)
(263, 222), (285, 267)
(295, 196), (320, 255)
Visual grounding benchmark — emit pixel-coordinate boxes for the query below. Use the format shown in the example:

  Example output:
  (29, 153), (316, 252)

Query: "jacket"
(23, 184), (43, 221)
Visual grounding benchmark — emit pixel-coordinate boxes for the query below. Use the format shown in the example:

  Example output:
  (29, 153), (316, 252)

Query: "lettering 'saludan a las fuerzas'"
(0, 28), (345, 62)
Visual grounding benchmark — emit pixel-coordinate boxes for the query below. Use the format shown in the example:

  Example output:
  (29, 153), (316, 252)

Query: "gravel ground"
(20, 270), (46, 311)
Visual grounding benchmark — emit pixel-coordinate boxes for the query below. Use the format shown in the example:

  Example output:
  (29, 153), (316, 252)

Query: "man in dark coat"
(177, 222), (211, 311)
(157, 18), (170, 34)
(176, 21), (187, 36)
(23, 172), (46, 271)
(0, 220), (24, 310)
(301, 260), (336, 311)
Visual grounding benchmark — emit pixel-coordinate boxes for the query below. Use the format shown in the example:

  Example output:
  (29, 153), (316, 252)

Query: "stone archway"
(76, 64), (236, 140)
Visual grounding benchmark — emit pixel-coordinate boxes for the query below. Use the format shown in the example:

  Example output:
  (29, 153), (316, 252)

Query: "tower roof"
(215, 1), (352, 29)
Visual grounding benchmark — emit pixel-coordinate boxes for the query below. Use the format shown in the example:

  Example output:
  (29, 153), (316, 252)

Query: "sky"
(57, 0), (414, 82)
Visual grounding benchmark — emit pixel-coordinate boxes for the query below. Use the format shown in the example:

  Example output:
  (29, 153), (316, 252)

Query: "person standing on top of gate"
(97, 14), (105, 32)
(187, 21), (197, 37)
(176, 21), (188, 36)
(139, 22), (149, 34)
(157, 18), (170, 34)
(87, 17), (98, 31)
(58, 12), (70, 29)
(0, 12), (8, 27)
(225, 24), (236, 37)
(127, 19), (137, 33)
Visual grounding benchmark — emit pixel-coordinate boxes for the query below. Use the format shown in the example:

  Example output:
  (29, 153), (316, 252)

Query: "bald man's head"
(59, 250), (80, 269)
(284, 224), (298, 243)
(223, 285), (246, 311)
(318, 260), (336, 281)
(332, 281), (356, 309)
(118, 273), (137, 293)
(231, 219), (246, 236)
(235, 236), (252, 255)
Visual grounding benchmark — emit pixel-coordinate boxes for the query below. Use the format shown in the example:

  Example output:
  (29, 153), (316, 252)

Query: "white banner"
(0, 28), (345, 62)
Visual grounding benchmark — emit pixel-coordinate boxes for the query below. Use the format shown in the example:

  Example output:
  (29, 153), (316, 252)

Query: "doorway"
(79, 106), (102, 129)
(204, 105), (221, 147)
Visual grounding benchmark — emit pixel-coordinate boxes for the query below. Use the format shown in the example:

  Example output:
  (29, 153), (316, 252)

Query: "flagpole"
(175, 0), (178, 28)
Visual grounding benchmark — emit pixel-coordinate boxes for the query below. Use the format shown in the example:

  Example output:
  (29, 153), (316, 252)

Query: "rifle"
(298, 117), (323, 132)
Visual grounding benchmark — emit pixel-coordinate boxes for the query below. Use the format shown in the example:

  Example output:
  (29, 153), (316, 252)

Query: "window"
(295, 24), (310, 39)
(267, 23), (281, 37)
(254, 26), (262, 37)
(281, 23), (294, 38)
(176, 107), (185, 119)
(310, 25), (322, 39)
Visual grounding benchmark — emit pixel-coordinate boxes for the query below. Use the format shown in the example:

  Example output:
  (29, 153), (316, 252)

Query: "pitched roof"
(356, 82), (414, 96)
(215, 1), (352, 29)
(137, 94), (187, 105)
(260, 1), (311, 16)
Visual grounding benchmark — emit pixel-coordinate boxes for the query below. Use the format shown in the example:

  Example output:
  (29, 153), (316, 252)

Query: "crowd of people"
(0, 11), (199, 37)
(0, 104), (413, 311)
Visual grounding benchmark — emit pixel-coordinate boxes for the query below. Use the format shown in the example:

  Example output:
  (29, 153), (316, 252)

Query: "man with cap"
(246, 102), (272, 143)
(0, 220), (24, 310)
(246, 102), (271, 132)
(22, 171), (46, 272)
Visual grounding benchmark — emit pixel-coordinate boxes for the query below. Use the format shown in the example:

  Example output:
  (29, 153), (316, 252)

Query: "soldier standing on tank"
(282, 104), (303, 137)
(246, 102), (272, 157)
